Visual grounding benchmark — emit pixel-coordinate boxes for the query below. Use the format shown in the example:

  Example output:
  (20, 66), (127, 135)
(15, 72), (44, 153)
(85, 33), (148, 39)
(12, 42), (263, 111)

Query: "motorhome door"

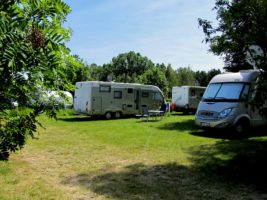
(92, 97), (102, 114)
(135, 89), (140, 111)
(123, 88), (135, 114)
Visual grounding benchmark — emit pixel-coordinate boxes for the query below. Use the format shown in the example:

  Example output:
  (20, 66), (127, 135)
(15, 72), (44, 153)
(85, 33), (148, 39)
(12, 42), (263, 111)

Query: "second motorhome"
(171, 86), (206, 114)
(195, 70), (267, 133)
(74, 81), (165, 119)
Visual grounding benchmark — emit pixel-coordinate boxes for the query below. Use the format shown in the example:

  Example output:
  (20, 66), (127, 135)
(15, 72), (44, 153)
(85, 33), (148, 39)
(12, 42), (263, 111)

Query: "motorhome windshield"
(202, 82), (249, 102)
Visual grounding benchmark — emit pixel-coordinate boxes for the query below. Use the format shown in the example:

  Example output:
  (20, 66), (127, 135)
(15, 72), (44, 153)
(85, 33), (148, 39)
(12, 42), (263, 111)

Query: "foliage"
(0, 0), (72, 160)
(198, 0), (267, 72)
(137, 67), (169, 95)
(175, 67), (196, 86)
(195, 69), (221, 86)
(63, 54), (92, 86)
(110, 51), (154, 82)
(165, 65), (178, 96)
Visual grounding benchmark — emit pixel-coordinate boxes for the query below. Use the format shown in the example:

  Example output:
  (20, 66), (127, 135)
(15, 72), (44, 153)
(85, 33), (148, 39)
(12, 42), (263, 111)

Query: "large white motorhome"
(74, 81), (165, 119)
(195, 70), (267, 133)
(171, 86), (206, 114)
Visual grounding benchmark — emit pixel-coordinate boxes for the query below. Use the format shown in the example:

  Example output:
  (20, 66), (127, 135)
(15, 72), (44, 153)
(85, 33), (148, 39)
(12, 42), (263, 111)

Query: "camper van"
(74, 81), (165, 119)
(171, 86), (206, 114)
(195, 70), (267, 133)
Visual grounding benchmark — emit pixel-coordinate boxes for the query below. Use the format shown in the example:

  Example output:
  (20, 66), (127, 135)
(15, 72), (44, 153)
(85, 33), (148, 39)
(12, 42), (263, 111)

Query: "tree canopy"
(0, 0), (73, 160)
(198, 0), (267, 72)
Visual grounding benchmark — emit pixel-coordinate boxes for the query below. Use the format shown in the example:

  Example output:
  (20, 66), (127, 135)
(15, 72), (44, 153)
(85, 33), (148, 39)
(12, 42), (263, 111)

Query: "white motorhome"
(29, 90), (73, 109)
(195, 70), (267, 133)
(47, 91), (73, 109)
(172, 86), (206, 114)
(74, 81), (165, 119)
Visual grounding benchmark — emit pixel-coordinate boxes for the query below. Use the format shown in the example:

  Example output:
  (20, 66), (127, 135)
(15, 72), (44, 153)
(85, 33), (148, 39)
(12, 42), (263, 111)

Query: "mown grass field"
(1, 111), (267, 200)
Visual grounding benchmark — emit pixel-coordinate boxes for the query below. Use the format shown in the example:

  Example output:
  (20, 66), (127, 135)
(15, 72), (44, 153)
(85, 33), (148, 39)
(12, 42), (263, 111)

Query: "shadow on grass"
(62, 136), (267, 199)
(58, 114), (144, 122)
(64, 163), (199, 200)
(190, 126), (267, 140)
(189, 139), (267, 193)
(63, 158), (267, 199)
(58, 116), (93, 122)
(157, 119), (199, 132)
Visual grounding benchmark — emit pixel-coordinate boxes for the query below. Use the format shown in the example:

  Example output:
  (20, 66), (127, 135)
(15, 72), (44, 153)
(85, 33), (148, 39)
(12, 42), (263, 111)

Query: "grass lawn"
(1, 111), (267, 200)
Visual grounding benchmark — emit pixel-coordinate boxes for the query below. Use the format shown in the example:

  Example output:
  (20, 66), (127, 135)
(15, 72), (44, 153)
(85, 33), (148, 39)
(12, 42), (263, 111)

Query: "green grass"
(1, 112), (267, 199)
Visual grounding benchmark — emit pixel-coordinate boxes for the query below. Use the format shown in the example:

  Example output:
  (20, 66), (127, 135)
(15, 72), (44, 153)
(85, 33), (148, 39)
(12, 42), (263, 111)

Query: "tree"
(175, 67), (196, 86)
(64, 55), (92, 86)
(195, 71), (208, 86)
(195, 69), (221, 87)
(110, 51), (154, 82)
(198, 0), (267, 72)
(207, 69), (221, 83)
(137, 67), (168, 96)
(165, 65), (178, 97)
(0, 0), (72, 160)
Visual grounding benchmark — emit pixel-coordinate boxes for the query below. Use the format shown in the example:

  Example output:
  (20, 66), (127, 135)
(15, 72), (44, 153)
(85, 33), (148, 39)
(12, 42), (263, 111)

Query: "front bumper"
(195, 115), (235, 129)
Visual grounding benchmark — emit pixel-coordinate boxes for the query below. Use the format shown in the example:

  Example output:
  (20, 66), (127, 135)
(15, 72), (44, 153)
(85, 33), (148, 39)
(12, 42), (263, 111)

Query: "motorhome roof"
(76, 81), (162, 91)
(210, 70), (259, 83)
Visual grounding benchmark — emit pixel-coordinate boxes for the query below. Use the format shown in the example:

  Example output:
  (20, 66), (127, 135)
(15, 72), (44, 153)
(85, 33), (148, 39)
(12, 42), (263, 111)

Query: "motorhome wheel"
(105, 112), (112, 120)
(115, 112), (121, 119)
(234, 119), (249, 134)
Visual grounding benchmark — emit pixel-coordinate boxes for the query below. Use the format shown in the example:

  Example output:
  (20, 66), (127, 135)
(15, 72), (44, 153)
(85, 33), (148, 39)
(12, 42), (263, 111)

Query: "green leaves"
(199, 0), (267, 72)
(0, 0), (73, 160)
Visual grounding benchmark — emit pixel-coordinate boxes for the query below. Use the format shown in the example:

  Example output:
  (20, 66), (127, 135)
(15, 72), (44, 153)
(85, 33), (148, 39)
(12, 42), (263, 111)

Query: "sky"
(63, 0), (224, 71)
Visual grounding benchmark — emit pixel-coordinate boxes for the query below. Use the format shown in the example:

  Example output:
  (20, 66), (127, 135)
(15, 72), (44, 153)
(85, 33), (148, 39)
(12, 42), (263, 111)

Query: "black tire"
(105, 112), (112, 120)
(114, 112), (121, 119)
(234, 118), (250, 134)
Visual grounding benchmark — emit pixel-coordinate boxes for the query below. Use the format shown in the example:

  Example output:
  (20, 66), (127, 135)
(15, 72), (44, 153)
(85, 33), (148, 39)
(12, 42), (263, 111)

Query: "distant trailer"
(74, 81), (165, 119)
(171, 86), (206, 114)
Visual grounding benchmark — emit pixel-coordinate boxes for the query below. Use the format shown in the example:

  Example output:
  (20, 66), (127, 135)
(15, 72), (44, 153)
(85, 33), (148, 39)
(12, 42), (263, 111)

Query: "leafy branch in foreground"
(0, 0), (73, 160)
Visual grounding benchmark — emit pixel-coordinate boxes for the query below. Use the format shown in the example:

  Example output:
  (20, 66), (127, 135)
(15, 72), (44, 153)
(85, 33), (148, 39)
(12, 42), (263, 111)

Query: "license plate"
(200, 122), (210, 127)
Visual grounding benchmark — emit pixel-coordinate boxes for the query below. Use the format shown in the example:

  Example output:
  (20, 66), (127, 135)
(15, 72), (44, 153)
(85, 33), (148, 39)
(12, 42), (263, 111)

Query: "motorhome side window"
(240, 84), (250, 100)
(127, 88), (133, 94)
(153, 92), (163, 101)
(142, 92), (149, 98)
(99, 85), (111, 93)
(191, 90), (195, 97)
(114, 91), (122, 99)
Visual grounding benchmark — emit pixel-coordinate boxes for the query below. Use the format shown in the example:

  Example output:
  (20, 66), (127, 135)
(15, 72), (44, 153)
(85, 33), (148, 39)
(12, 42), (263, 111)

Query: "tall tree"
(175, 67), (196, 86)
(198, 0), (267, 72)
(195, 71), (208, 86)
(165, 65), (178, 97)
(137, 67), (168, 96)
(111, 51), (154, 82)
(0, 0), (72, 160)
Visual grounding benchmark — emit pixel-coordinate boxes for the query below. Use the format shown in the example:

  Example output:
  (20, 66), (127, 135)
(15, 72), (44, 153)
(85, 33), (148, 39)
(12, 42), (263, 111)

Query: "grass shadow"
(190, 126), (267, 140)
(63, 161), (266, 200)
(58, 115), (136, 122)
(188, 139), (267, 193)
(157, 119), (199, 132)
(58, 116), (96, 122)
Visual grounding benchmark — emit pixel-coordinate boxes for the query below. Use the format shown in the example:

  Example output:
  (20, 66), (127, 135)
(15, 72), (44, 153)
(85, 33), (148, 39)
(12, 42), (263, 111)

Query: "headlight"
(218, 108), (232, 119)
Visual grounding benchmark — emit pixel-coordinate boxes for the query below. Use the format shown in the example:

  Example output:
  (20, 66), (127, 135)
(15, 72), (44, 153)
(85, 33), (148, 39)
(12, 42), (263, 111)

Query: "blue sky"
(63, 0), (224, 71)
